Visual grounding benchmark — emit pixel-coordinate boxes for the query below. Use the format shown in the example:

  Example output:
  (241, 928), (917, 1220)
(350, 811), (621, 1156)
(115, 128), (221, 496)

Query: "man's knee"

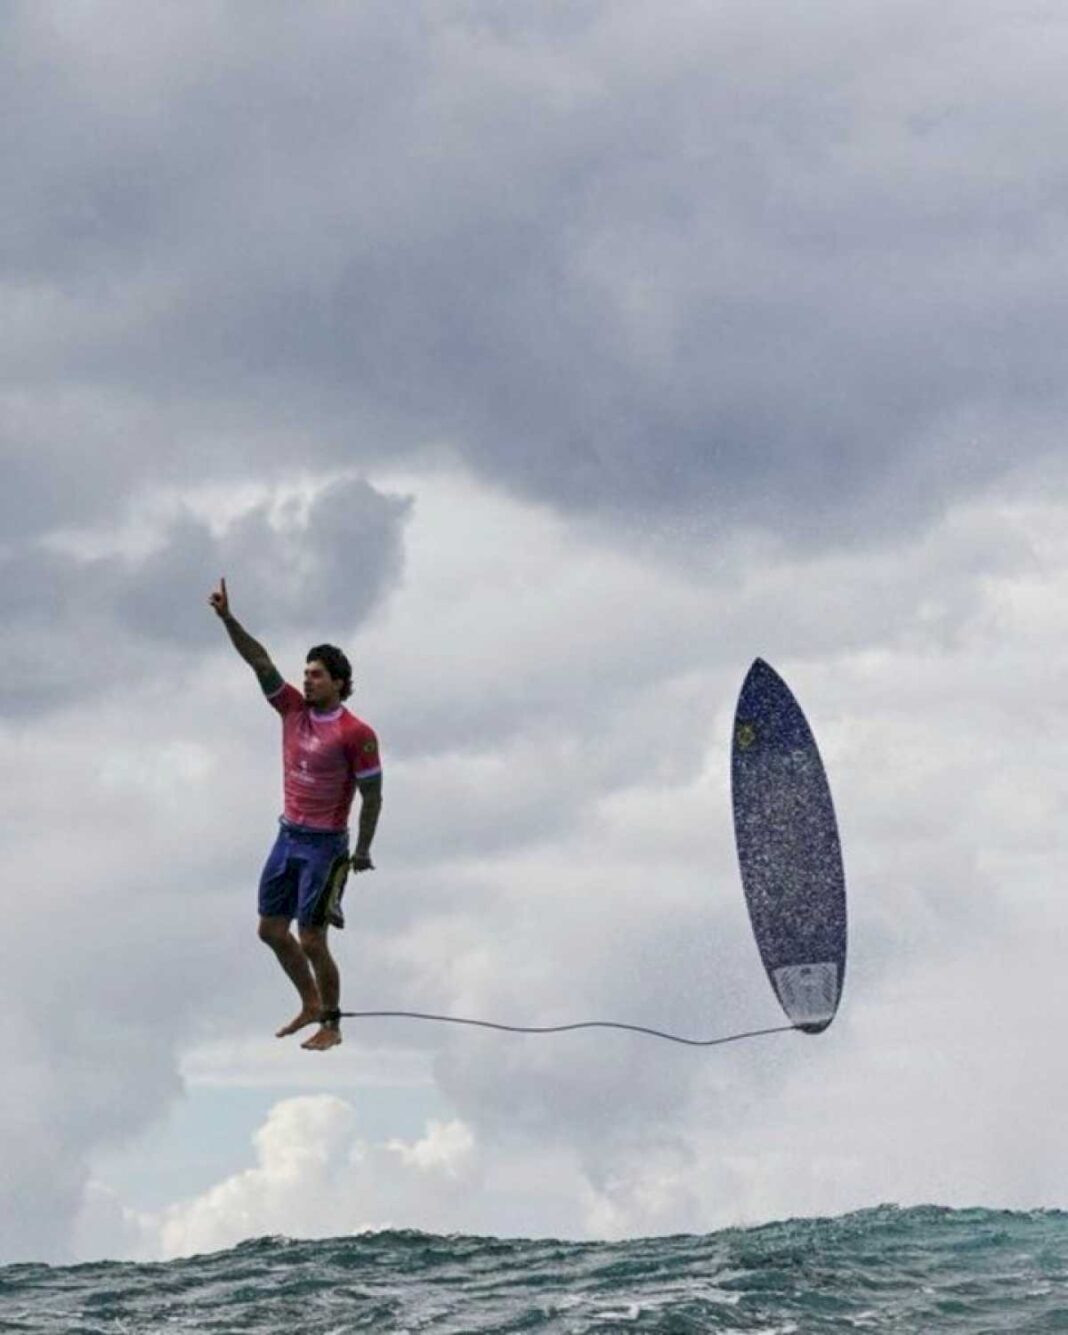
(258, 916), (291, 947)
(298, 924), (328, 957)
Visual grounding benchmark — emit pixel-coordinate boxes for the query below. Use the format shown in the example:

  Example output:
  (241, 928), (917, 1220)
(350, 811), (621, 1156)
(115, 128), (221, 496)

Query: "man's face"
(303, 659), (341, 708)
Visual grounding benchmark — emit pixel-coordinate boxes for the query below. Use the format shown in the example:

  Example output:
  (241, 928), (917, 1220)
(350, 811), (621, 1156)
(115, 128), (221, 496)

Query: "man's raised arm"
(208, 577), (281, 690)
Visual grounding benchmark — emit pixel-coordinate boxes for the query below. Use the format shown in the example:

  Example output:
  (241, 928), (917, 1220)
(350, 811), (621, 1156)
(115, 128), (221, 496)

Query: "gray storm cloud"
(0, 475), (410, 716)
(115, 477), (411, 644)
(6, 1), (1068, 548)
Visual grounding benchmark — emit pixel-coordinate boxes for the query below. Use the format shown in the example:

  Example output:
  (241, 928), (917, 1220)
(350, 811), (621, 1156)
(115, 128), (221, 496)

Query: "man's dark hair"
(306, 644), (353, 700)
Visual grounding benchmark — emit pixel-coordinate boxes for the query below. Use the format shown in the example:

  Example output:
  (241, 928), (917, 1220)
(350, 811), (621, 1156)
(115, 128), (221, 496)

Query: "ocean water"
(1, 1205), (1064, 1334)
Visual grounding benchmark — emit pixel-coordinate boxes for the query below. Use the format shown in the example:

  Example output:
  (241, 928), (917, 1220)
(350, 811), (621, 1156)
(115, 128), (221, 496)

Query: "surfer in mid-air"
(209, 578), (382, 1051)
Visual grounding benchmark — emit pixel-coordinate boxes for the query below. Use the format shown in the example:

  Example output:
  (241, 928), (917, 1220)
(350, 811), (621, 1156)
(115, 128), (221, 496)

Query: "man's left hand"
(351, 852), (375, 873)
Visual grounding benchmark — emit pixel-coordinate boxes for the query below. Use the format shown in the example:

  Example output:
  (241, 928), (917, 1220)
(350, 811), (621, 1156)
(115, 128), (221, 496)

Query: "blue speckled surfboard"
(731, 658), (847, 1034)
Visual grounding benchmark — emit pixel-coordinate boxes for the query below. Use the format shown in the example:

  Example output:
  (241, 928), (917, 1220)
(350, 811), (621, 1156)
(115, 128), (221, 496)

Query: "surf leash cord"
(336, 1009), (798, 1048)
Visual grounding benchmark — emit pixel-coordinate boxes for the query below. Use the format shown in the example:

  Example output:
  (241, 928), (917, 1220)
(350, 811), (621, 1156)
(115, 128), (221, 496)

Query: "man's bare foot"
(301, 1025), (343, 1052)
(276, 1005), (322, 1038)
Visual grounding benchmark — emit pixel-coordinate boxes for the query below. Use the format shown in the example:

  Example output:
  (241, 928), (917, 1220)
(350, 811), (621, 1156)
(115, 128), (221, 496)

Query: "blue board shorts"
(258, 818), (350, 928)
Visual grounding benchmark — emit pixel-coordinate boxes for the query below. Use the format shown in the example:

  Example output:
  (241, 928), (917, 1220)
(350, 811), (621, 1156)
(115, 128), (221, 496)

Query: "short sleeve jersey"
(265, 681), (382, 832)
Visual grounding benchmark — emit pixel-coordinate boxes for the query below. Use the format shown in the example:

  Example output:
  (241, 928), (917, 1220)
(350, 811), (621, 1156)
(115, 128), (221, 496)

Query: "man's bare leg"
(258, 916), (322, 1036)
(298, 924), (342, 1051)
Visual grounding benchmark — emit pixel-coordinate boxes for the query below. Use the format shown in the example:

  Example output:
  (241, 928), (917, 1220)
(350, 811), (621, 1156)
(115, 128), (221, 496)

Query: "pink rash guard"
(266, 681), (382, 832)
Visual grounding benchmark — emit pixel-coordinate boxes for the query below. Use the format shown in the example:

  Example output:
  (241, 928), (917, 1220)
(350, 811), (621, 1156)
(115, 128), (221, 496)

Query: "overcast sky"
(3, 0), (1067, 1264)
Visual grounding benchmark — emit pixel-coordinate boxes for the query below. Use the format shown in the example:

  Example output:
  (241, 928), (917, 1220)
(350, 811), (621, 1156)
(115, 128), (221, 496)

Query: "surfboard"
(731, 658), (846, 1034)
